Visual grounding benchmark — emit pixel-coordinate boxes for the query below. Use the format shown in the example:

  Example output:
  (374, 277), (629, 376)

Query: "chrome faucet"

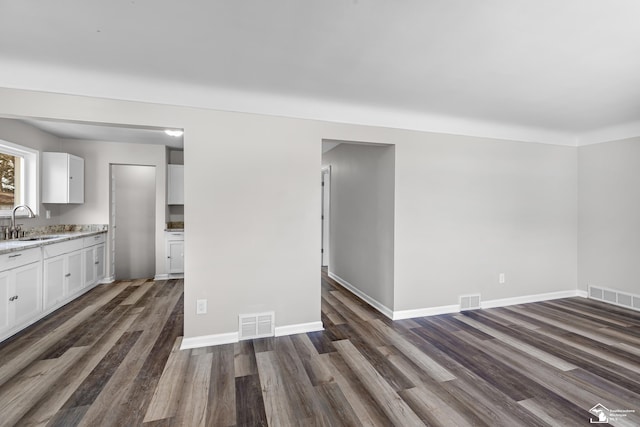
(10, 205), (36, 239)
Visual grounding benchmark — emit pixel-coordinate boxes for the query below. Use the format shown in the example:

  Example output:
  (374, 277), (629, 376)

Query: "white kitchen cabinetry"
(0, 248), (43, 337)
(167, 164), (184, 205)
(43, 239), (84, 310)
(83, 234), (106, 287)
(165, 231), (184, 275)
(42, 152), (85, 204)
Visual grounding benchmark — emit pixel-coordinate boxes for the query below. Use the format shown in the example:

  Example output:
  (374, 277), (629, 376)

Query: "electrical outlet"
(196, 299), (207, 314)
(499, 273), (505, 284)
(45, 210), (51, 219)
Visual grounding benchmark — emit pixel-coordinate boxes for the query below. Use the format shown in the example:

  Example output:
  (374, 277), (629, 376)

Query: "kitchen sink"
(19, 235), (62, 241)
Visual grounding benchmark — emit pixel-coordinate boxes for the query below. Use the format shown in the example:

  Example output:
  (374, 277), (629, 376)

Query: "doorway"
(111, 164), (156, 280)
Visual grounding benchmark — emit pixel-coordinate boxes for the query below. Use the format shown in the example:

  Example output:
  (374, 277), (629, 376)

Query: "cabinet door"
(13, 262), (42, 327)
(0, 272), (10, 333)
(68, 155), (84, 203)
(95, 244), (105, 281)
(44, 256), (65, 310)
(167, 164), (184, 205)
(167, 241), (184, 273)
(83, 247), (96, 288)
(67, 251), (83, 295)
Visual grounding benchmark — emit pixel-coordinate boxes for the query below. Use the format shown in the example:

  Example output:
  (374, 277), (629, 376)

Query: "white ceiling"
(18, 118), (184, 149)
(1, 1), (640, 145)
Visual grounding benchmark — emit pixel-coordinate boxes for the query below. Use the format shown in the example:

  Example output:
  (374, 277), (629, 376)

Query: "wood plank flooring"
(0, 272), (639, 426)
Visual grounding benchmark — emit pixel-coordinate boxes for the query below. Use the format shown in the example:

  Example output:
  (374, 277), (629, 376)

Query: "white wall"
(578, 137), (640, 295)
(57, 139), (167, 279)
(322, 143), (395, 309)
(0, 87), (580, 342)
(0, 117), (63, 226)
(393, 133), (578, 311)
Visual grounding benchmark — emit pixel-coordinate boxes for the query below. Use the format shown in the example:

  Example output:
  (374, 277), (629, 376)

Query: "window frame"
(0, 139), (39, 217)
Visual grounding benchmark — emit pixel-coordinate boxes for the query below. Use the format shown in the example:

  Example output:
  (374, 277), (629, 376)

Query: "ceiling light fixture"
(164, 129), (184, 137)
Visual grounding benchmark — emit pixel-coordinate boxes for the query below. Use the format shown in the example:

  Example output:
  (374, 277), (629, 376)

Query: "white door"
(167, 241), (184, 274)
(13, 263), (42, 326)
(112, 164), (156, 280)
(44, 256), (65, 309)
(0, 272), (10, 332)
(321, 167), (331, 266)
(67, 251), (83, 295)
(68, 155), (84, 203)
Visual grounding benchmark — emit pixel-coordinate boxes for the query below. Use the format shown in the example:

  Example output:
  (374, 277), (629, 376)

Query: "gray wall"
(394, 134), (578, 310)
(0, 87), (582, 341)
(322, 143), (395, 310)
(578, 137), (640, 295)
(0, 117), (63, 227)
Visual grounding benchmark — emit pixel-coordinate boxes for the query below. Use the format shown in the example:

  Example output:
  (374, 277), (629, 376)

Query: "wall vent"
(460, 294), (481, 311)
(239, 312), (275, 340)
(588, 285), (640, 313)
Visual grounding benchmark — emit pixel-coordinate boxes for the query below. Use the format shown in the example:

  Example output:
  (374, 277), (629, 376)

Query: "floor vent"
(239, 312), (275, 340)
(460, 294), (481, 311)
(588, 286), (640, 313)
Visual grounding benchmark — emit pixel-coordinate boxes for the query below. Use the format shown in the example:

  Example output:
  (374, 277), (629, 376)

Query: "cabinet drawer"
(0, 247), (41, 270)
(165, 232), (184, 241)
(83, 233), (106, 247)
(43, 239), (83, 259)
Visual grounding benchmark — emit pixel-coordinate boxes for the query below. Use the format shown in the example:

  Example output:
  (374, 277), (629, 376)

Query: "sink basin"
(19, 235), (62, 241)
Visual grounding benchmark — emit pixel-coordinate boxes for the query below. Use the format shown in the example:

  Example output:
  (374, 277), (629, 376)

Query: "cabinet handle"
(8, 253), (22, 258)
(167, 256), (171, 259)
(8, 296), (14, 301)
(65, 273), (71, 277)
(95, 261), (99, 265)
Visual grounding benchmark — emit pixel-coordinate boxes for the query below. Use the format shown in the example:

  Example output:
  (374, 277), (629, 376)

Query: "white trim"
(153, 274), (169, 281)
(99, 275), (115, 284)
(480, 289), (586, 309)
(576, 289), (588, 298)
(393, 305), (460, 320)
(328, 271), (394, 319)
(274, 321), (324, 337)
(180, 332), (239, 350)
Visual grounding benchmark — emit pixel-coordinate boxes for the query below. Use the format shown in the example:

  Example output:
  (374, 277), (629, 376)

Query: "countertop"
(0, 230), (107, 255)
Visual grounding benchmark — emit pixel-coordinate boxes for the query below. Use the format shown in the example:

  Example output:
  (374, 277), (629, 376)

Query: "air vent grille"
(460, 294), (481, 311)
(239, 312), (275, 340)
(588, 285), (640, 313)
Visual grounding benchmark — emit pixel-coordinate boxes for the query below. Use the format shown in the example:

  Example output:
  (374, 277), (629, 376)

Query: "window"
(0, 140), (38, 217)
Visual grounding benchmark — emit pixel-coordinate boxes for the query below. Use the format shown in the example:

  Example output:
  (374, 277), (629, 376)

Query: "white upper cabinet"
(42, 153), (84, 204)
(167, 164), (184, 205)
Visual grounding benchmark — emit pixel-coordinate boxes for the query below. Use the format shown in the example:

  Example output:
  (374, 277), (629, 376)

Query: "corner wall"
(578, 137), (640, 296)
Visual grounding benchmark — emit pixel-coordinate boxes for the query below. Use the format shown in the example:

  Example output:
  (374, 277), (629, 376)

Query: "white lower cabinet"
(0, 258), (42, 337)
(43, 240), (84, 310)
(83, 243), (105, 287)
(43, 251), (82, 310)
(165, 231), (184, 275)
(1, 232), (108, 342)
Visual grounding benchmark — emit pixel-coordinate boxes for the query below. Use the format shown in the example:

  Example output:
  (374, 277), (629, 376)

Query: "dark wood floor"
(0, 272), (639, 426)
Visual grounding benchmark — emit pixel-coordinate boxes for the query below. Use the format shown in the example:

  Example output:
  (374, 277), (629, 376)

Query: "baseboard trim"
(481, 289), (586, 309)
(275, 321), (324, 337)
(180, 332), (239, 350)
(328, 272), (394, 319)
(154, 274), (169, 281)
(99, 276), (115, 284)
(393, 304), (460, 320)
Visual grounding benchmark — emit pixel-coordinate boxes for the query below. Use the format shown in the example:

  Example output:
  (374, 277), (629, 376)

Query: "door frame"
(321, 166), (331, 267)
